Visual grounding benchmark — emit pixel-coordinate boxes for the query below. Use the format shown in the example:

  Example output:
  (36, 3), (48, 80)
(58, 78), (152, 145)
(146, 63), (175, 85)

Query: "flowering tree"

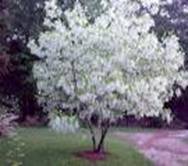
(28, 0), (187, 153)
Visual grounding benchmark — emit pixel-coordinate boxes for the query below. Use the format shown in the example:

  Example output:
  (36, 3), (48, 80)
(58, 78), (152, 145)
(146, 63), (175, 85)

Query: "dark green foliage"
(0, 0), (45, 121)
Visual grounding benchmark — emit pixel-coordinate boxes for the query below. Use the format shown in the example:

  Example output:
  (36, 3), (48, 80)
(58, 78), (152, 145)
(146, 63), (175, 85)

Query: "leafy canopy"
(28, 0), (187, 129)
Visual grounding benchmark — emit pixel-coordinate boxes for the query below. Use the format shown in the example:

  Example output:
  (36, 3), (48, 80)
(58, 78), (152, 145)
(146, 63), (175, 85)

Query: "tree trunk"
(18, 92), (40, 122)
(87, 121), (97, 152)
(96, 126), (109, 153)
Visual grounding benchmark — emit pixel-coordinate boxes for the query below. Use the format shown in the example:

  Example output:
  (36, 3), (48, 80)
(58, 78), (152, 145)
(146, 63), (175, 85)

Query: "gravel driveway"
(114, 130), (188, 166)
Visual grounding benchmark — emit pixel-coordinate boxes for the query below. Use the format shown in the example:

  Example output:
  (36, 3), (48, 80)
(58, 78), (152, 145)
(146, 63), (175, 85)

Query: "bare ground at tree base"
(114, 129), (188, 166)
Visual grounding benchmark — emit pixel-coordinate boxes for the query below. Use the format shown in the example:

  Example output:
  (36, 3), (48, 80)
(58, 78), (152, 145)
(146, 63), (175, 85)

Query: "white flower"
(28, 0), (187, 125)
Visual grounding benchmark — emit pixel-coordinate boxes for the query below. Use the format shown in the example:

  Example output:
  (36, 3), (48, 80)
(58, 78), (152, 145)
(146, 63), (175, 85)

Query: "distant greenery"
(110, 127), (156, 133)
(0, 128), (152, 166)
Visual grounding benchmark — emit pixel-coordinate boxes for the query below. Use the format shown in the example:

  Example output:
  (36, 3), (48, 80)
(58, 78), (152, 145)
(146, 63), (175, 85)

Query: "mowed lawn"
(0, 128), (152, 166)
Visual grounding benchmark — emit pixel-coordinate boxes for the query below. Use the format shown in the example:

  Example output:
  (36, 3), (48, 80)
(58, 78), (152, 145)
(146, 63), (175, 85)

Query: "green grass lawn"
(0, 128), (152, 166)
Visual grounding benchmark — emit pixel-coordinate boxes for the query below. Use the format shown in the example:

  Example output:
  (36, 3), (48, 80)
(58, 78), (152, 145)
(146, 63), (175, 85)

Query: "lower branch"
(96, 125), (109, 153)
(87, 121), (97, 152)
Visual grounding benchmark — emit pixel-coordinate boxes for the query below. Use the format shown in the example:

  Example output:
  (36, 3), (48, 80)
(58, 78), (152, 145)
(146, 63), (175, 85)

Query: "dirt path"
(114, 130), (188, 166)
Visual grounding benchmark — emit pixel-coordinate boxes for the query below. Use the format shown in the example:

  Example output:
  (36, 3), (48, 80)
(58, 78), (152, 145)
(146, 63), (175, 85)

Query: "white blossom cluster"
(49, 114), (79, 133)
(28, 0), (187, 132)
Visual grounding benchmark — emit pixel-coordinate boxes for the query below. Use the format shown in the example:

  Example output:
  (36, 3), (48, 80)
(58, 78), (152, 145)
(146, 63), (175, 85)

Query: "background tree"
(0, 0), (46, 122)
